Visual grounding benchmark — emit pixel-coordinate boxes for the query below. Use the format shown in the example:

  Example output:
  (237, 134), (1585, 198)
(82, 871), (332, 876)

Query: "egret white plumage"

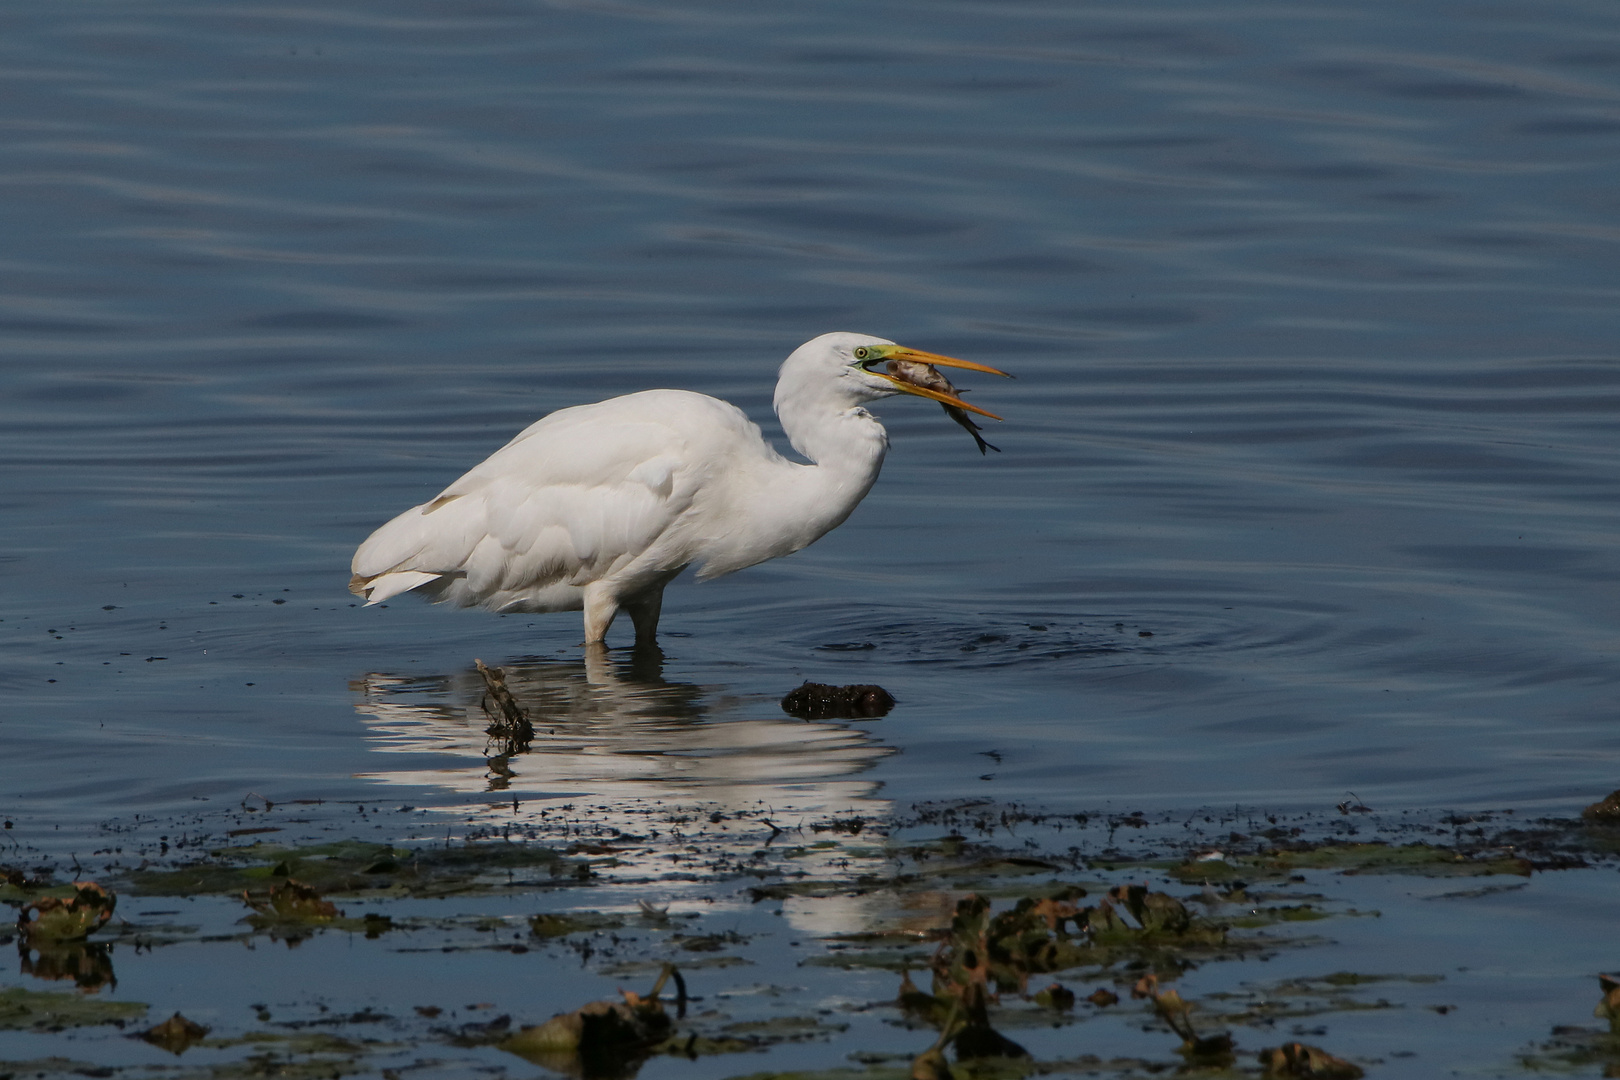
(350, 332), (1010, 646)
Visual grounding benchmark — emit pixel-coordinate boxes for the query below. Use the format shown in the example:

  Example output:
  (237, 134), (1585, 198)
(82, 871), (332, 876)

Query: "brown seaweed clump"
(1581, 789), (1620, 823)
(1257, 1041), (1364, 1078)
(16, 882), (116, 944)
(501, 965), (683, 1078)
(781, 682), (895, 720)
(140, 1012), (210, 1055)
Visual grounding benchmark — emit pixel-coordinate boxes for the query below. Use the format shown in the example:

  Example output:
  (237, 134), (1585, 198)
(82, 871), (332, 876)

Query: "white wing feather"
(351, 390), (774, 612)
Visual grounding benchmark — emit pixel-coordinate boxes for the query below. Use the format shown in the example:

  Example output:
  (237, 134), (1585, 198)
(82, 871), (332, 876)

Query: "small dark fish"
(886, 359), (1001, 454)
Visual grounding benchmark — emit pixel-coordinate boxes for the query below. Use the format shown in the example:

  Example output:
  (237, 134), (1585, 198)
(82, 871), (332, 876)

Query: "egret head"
(778, 332), (1009, 418)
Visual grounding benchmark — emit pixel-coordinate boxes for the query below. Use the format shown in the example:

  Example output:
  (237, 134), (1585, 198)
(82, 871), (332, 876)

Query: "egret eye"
(853, 346), (869, 360)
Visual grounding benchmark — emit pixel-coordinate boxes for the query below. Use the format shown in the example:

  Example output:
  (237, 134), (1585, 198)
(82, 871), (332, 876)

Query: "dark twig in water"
(666, 965), (688, 1018)
(476, 659), (535, 754)
(1337, 792), (1372, 815)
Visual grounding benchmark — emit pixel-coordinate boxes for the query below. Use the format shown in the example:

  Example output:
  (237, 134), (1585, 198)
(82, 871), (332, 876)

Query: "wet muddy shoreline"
(5, 794), (1619, 1079)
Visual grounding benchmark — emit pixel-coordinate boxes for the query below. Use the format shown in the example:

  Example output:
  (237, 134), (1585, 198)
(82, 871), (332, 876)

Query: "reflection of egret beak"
(858, 346), (1012, 420)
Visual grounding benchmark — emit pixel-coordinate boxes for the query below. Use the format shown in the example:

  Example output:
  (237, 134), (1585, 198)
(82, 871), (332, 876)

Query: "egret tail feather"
(353, 569), (444, 605)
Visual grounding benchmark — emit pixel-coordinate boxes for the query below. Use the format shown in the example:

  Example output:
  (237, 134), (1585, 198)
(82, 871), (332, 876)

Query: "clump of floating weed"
(890, 887), (1229, 1065)
(16, 882), (115, 944)
(1131, 974), (1235, 1069)
(927, 883), (1225, 998)
(501, 964), (685, 1076)
(139, 1011), (210, 1055)
(1257, 1040), (1364, 1078)
(1524, 973), (1620, 1072)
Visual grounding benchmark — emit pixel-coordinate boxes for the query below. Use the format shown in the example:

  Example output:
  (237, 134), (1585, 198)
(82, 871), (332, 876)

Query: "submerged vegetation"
(0, 794), (1616, 1079)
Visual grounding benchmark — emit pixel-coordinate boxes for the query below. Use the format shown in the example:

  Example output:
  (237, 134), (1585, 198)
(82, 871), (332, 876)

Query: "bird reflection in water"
(350, 647), (893, 826)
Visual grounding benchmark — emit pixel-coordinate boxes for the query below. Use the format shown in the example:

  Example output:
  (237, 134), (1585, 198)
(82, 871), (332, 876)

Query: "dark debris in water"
(1257, 1040), (1364, 1078)
(781, 681), (896, 719)
(16, 881), (116, 944)
(1519, 974), (1620, 1072)
(137, 1011), (209, 1055)
(500, 964), (682, 1076)
(476, 657), (536, 757)
(1581, 788), (1620, 823)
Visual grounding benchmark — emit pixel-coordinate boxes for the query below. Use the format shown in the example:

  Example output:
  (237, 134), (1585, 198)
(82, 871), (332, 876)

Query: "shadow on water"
(349, 646), (894, 824)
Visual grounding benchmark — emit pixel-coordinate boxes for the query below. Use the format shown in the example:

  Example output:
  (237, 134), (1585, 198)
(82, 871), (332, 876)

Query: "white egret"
(350, 332), (1010, 646)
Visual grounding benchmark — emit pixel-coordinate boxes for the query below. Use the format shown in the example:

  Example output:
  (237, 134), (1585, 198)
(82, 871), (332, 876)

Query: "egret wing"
(351, 394), (718, 609)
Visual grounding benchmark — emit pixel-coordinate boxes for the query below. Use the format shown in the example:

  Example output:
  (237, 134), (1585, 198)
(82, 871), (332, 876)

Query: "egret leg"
(582, 583), (620, 644)
(623, 586), (665, 648)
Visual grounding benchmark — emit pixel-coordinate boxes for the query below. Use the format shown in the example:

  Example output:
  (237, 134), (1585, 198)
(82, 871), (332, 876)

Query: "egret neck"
(767, 390), (894, 553)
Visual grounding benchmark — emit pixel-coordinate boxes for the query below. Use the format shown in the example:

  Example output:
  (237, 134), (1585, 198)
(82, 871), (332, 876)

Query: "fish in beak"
(854, 344), (1012, 453)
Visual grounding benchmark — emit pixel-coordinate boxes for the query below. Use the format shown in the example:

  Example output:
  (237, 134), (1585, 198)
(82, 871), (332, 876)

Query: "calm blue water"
(4, 0), (1620, 832)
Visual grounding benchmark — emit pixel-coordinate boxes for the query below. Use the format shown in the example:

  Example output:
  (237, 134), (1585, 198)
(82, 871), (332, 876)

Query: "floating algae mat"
(2, 797), (1619, 1079)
